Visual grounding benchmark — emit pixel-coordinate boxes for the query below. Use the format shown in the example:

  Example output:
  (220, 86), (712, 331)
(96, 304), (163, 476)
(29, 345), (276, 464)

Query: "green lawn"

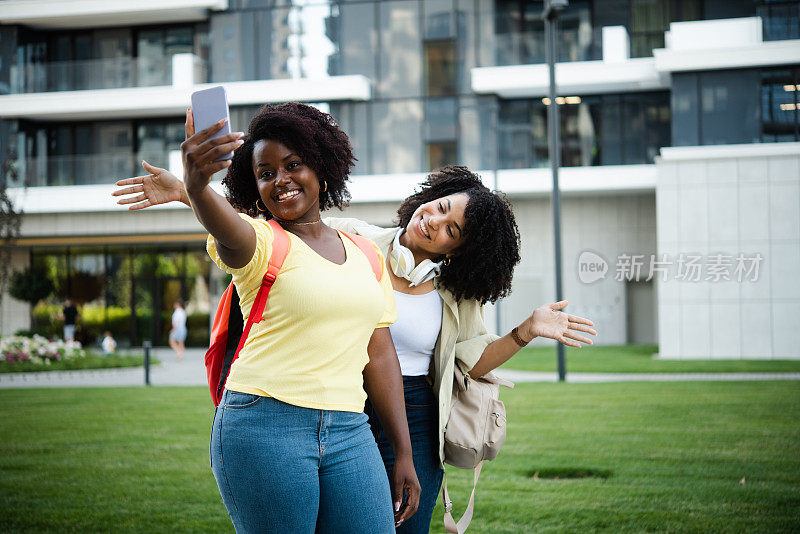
(501, 344), (800, 373)
(0, 353), (157, 373)
(1, 383), (798, 532)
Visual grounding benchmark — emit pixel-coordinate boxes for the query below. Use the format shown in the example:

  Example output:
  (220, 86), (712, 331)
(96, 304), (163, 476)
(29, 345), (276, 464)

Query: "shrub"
(8, 266), (54, 306)
(0, 335), (86, 365)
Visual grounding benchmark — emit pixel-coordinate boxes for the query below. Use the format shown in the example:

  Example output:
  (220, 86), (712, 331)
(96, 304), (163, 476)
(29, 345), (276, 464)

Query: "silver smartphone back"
(190, 86), (233, 161)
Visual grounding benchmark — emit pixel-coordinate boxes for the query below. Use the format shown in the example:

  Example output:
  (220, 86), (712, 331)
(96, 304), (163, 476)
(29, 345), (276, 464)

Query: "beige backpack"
(441, 364), (514, 533)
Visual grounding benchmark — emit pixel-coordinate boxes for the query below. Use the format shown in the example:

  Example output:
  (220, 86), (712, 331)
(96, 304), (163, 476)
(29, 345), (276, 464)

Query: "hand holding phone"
(182, 86), (244, 193)
(190, 86), (234, 162)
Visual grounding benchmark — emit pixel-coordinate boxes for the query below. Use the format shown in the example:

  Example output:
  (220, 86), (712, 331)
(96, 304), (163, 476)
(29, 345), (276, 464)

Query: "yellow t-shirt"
(207, 214), (396, 413)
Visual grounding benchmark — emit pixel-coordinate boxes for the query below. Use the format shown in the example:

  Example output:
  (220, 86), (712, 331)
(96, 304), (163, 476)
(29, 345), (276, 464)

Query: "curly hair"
(223, 102), (355, 218)
(396, 166), (521, 304)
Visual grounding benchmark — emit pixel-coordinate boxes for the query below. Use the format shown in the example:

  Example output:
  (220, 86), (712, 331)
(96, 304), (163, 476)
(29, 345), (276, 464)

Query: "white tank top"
(389, 290), (443, 376)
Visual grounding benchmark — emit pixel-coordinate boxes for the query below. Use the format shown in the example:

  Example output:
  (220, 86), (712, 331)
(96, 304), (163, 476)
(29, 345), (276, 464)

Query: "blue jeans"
(210, 389), (395, 534)
(365, 376), (444, 534)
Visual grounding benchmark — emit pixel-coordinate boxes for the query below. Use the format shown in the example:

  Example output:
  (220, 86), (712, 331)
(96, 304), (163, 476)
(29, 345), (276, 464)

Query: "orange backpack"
(204, 219), (383, 406)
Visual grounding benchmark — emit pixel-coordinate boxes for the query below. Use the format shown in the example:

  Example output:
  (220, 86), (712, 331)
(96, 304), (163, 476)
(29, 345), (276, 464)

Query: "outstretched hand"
(520, 300), (597, 347)
(112, 161), (188, 210)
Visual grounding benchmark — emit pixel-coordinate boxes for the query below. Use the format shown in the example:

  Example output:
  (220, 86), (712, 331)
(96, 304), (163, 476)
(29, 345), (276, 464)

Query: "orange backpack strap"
(232, 219), (291, 357)
(341, 231), (382, 281)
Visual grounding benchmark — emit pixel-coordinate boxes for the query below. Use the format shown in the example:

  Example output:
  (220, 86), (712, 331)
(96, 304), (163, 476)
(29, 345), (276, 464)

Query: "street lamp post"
(544, 0), (568, 382)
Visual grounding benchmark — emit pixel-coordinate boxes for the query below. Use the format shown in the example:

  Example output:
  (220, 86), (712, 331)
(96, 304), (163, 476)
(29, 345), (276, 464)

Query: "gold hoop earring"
(255, 198), (267, 212)
(323, 181), (328, 192)
(443, 257), (451, 267)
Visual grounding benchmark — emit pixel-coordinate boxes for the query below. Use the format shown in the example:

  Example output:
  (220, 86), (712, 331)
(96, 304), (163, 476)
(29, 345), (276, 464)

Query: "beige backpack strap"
(441, 461), (484, 534)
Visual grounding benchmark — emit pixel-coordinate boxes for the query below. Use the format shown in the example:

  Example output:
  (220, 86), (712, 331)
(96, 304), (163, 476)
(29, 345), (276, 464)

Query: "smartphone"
(190, 86), (233, 161)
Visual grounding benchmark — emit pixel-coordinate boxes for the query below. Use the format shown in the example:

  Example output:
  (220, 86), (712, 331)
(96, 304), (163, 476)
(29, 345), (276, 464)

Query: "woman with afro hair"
(134, 102), (421, 533)
(115, 104), (597, 534)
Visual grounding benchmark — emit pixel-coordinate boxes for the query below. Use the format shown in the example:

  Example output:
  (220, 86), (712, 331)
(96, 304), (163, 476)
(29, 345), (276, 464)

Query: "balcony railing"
(8, 55), (207, 94)
(15, 153), (169, 187)
(495, 27), (602, 67)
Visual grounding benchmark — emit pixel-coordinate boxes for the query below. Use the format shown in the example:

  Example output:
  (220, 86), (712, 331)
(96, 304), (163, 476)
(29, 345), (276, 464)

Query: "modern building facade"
(0, 0), (798, 358)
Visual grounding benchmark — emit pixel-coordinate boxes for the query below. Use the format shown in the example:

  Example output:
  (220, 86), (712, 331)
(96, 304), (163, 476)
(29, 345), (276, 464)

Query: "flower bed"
(1, 335), (87, 366)
(0, 335), (151, 373)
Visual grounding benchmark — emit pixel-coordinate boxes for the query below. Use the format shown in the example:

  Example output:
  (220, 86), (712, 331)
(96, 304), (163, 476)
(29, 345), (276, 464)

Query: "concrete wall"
(656, 143), (800, 359)
(499, 194), (657, 346)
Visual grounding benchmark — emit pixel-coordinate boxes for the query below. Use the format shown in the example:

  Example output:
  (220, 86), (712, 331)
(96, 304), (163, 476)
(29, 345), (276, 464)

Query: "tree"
(0, 149), (23, 315)
(8, 265), (54, 307)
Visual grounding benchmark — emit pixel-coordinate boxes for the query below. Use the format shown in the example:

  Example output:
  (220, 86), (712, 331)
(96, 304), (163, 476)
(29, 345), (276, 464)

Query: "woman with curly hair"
(162, 102), (420, 533)
(115, 109), (597, 533)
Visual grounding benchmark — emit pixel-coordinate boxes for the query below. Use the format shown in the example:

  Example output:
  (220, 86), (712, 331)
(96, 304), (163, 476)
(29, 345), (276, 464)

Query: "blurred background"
(0, 0), (798, 359)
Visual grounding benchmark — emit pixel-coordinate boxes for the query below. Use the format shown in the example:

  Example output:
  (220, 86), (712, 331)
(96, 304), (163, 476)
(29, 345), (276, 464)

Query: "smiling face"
(401, 192), (469, 261)
(252, 139), (321, 222)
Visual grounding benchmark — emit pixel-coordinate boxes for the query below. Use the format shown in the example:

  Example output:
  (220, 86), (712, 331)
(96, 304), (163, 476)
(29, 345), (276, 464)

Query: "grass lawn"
(1, 382), (798, 532)
(0, 353), (157, 374)
(501, 344), (800, 373)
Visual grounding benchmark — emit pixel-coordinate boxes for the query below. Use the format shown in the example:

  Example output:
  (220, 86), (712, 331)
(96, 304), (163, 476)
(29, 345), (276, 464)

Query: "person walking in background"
(62, 298), (78, 343)
(101, 331), (117, 355)
(169, 300), (187, 361)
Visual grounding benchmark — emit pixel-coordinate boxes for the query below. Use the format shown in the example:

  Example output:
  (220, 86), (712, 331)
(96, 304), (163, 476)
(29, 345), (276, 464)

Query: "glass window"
(629, 0), (702, 58)
(426, 97), (457, 141)
(14, 25), (199, 93)
(47, 35), (72, 92)
(494, 0), (541, 66)
(699, 70), (760, 145)
(371, 99), (423, 174)
(47, 126), (71, 186)
(329, 101), (371, 175)
(183, 250), (212, 347)
(105, 248), (133, 348)
(427, 141), (458, 171)
(73, 34), (92, 90)
(758, 1), (800, 41)
(599, 95), (623, 165)
(137, 29), (166, 86)
(425, 97), (457, 171)
(135, 119), (185, 171)
(210, 12), (250, 82)
(674, 69), (767, 146)
(30, 250), (67, 340)
(637, 92), (671, 163)
(165, 27), (194, 56)
(557, 0), (595, 63)
(425, 0), (454, 40)
(424, 40), (457, 97)
(378, 1), (422, 98)
(69, 248), (106, 344)
(671, 73), (700, 146)
(93, 29), (134, 89)
(494, 0), (595, 66)
(498, 92), (670, 168)
(761, 67), (800, 142)
(339, 2), (376, 79)
(498, 99), (547, 169)
(95, 122), (134, 185)
(265, 3), (338, 80)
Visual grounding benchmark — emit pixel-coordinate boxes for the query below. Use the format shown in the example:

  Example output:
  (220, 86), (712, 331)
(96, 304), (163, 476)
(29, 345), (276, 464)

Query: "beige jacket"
(325, 217), (500, 465)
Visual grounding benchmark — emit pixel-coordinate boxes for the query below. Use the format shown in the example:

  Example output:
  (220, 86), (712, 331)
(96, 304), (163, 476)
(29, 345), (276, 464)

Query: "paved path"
(494, 369), (800, 383)
(0, 348), (208, 389)
(1, 348), (799, 389)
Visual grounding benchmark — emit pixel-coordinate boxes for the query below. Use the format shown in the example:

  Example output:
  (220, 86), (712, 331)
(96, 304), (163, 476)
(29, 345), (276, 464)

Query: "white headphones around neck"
(390, 229), (442, 287)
